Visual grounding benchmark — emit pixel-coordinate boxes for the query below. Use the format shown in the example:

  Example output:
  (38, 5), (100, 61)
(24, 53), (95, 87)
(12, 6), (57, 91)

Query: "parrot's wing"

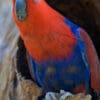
(78, 28), (100, 93)
(65, 18), (100, 93)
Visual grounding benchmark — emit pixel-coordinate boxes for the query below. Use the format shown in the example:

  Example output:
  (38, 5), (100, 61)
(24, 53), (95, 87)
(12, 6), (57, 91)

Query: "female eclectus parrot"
(12, 0), (100, 94)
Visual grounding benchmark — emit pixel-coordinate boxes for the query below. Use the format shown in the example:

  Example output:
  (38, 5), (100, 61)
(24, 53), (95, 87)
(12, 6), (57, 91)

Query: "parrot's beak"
(15, 0), (27, 21)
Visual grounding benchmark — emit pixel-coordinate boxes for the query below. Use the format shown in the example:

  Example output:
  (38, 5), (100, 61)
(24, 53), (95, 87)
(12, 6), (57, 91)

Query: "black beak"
(15, 0), (27, 21)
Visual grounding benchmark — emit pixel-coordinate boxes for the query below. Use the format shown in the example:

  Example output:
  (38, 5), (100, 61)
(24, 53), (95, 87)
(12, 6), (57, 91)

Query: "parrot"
(12, 0), (100, 95)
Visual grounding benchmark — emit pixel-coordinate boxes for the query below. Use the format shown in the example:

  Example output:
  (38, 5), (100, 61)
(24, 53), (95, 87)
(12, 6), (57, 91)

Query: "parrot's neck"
(13, 0), (77, 62)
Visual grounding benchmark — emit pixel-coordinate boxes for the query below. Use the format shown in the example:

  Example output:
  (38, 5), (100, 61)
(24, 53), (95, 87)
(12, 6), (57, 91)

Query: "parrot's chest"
(24, 31), (76, 61)
(29, 44), (90, 93)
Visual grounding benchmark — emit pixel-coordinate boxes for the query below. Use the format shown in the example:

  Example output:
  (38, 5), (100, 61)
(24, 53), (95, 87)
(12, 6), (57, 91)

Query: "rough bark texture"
(0, 0), (99, 100)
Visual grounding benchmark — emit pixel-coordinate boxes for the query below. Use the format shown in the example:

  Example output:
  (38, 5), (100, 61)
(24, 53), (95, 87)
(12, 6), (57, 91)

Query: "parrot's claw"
(15, 0), (27, 21)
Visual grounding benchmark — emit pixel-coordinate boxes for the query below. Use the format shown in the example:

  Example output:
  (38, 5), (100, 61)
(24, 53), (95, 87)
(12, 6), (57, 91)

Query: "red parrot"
(12, 0), (100, 95)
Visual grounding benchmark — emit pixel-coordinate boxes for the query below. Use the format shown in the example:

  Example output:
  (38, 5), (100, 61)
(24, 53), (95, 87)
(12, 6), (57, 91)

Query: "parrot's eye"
(15, 0), (27, 21)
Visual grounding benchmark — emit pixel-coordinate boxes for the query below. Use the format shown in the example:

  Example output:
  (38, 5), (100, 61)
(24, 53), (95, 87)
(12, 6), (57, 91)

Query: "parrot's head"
(12, 0), (44, 21)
